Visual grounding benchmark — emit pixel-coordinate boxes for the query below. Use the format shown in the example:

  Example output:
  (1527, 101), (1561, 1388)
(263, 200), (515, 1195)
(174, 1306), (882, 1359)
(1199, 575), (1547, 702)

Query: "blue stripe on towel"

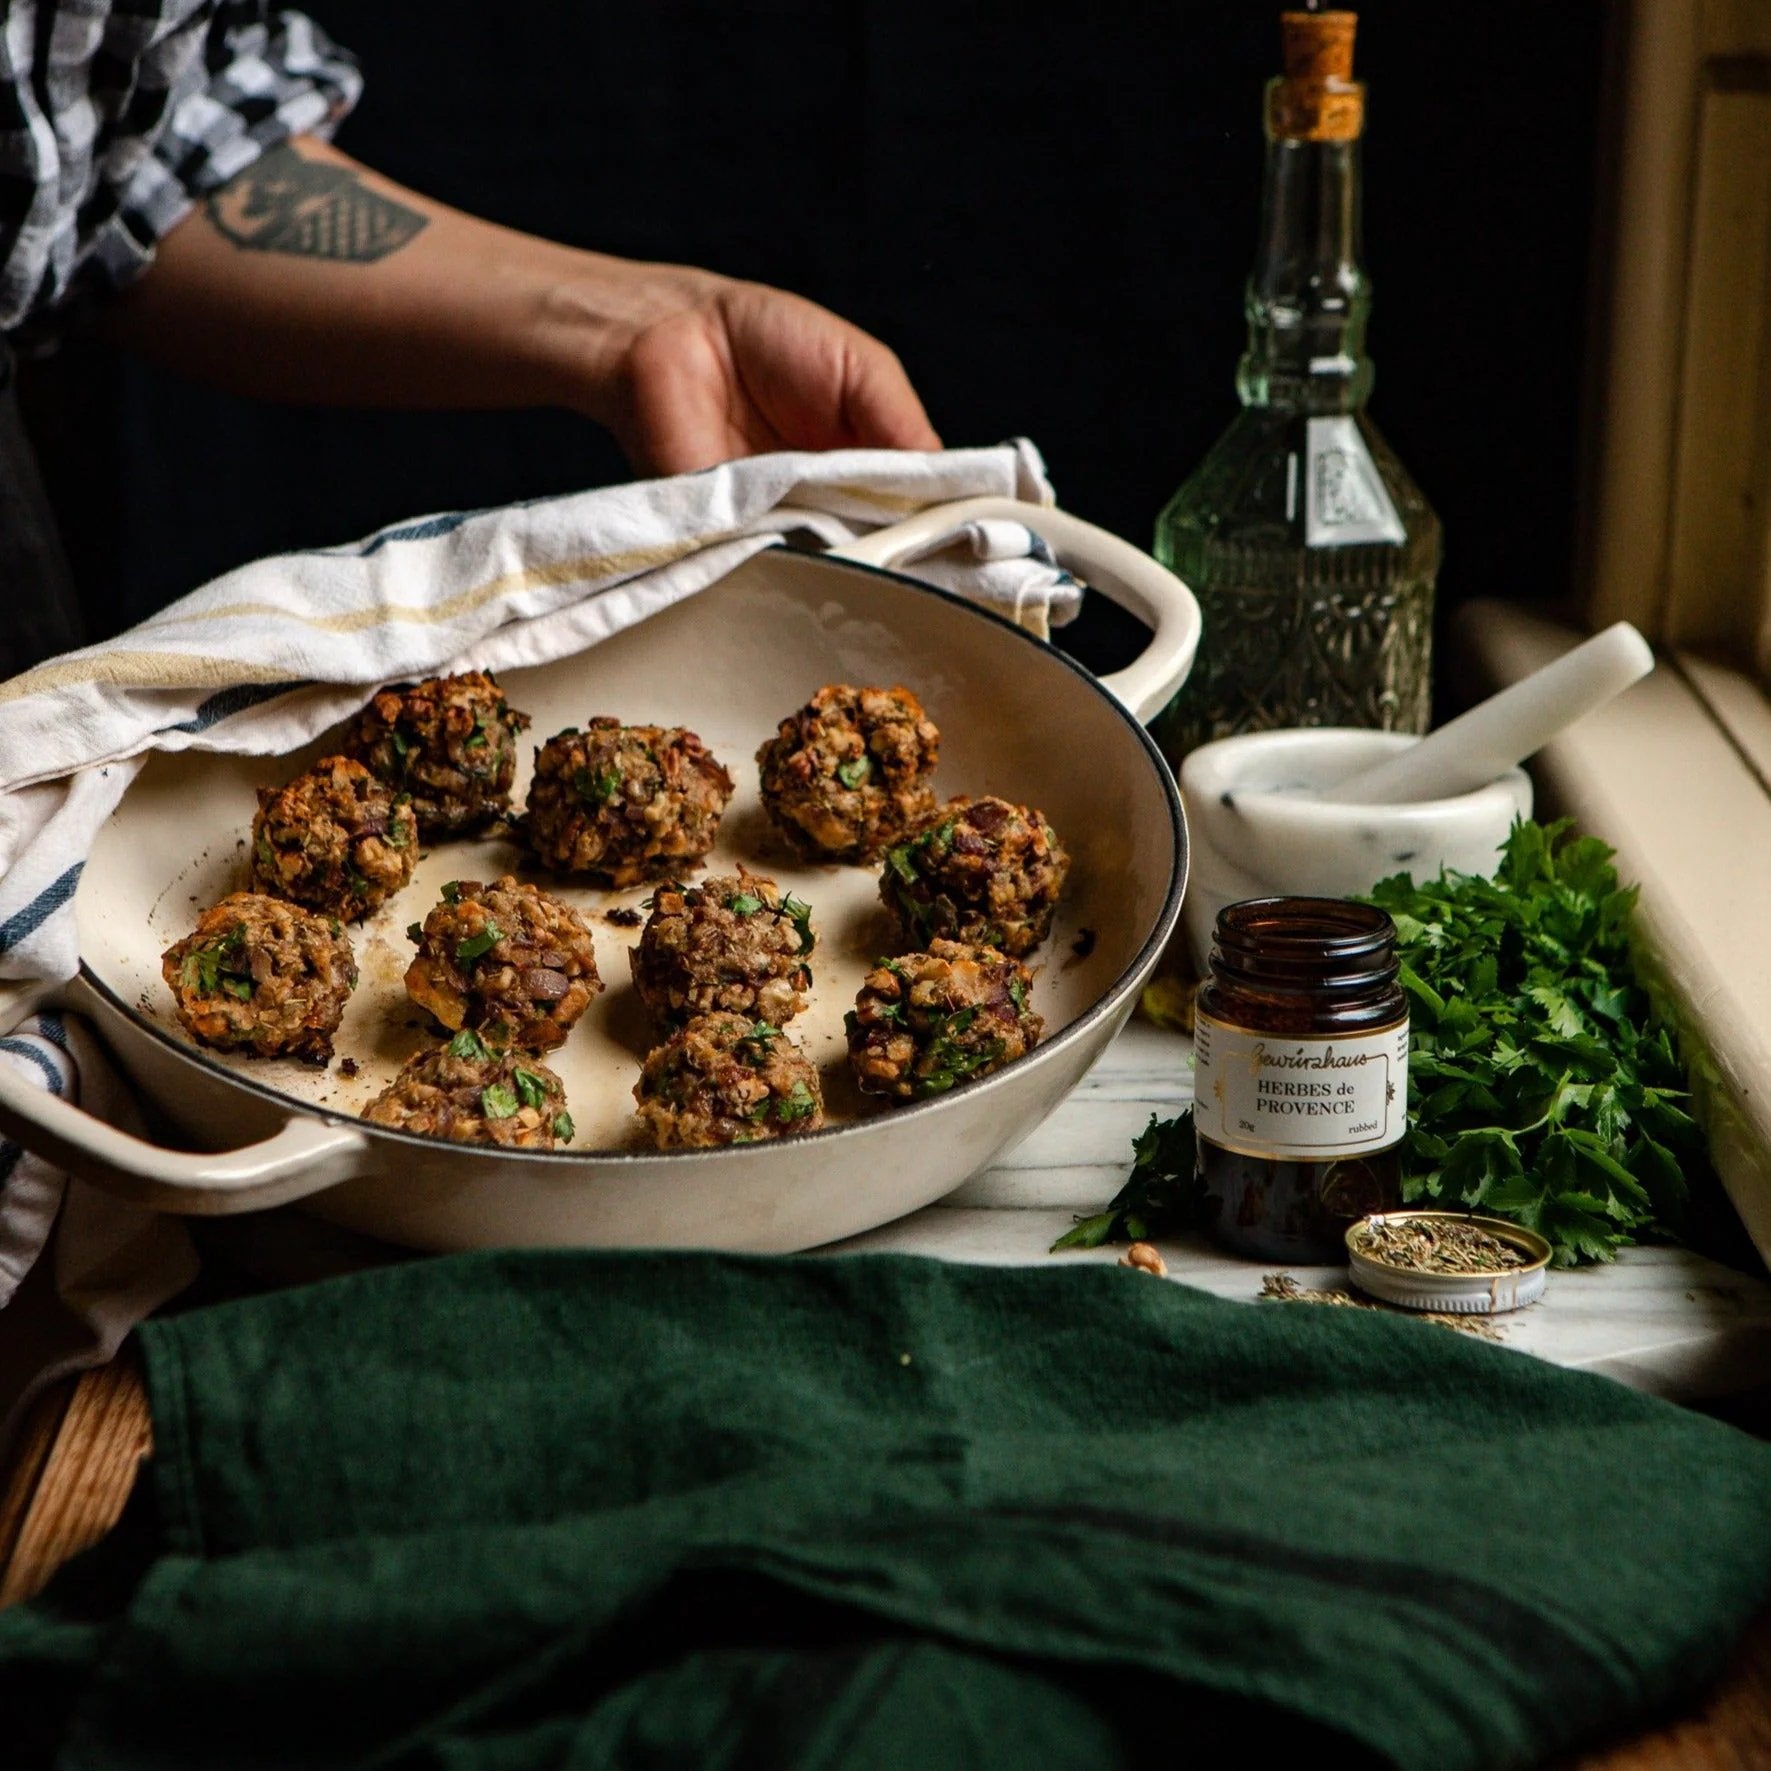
(0, 863), (82, 955)
(33, 1011), (68, 1052)
(0, 1038), (67, 1094)
(163, 681), (313, 736)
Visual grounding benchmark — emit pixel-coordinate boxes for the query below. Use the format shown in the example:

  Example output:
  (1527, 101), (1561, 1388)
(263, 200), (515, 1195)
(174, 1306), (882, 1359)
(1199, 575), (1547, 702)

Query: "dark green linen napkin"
(4, 1251), (1770, 1770)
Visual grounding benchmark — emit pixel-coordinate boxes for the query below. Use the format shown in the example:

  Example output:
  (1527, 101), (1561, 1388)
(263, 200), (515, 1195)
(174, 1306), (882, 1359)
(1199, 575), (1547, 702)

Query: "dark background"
(27, 1), (1609, 654)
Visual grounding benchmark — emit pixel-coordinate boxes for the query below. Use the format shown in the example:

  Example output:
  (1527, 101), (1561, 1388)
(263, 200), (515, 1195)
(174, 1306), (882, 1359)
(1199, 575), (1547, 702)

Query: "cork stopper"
(1267, 10), (1365, 143)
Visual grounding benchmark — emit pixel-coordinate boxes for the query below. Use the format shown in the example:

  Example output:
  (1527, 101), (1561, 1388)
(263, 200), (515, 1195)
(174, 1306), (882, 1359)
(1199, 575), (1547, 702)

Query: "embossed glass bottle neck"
(1236, 133), (1374, 416)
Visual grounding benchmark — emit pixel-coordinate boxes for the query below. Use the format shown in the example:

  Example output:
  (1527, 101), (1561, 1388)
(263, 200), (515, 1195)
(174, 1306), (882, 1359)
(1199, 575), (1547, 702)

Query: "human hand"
(589, 272), (943, 474)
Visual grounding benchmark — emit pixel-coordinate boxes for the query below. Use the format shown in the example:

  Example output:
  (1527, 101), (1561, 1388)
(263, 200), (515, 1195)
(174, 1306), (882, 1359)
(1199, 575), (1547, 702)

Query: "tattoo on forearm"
(205, 145), (428, 263)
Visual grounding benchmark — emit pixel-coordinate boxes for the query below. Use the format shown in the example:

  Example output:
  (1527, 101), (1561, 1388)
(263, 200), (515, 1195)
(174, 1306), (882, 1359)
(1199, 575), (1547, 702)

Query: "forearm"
(98, 138), (696, 427)
(98, 134), (940, 473)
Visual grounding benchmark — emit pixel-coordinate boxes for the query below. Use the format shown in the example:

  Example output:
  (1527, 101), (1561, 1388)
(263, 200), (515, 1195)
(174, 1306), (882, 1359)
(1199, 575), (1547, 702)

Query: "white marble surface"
(827, 1019), (1771, 1402)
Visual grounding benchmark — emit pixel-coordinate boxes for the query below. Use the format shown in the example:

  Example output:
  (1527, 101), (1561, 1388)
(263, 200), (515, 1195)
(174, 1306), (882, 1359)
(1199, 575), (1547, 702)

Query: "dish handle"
(0, 1031), (370, 1215)
(826, 496), (1201, 725)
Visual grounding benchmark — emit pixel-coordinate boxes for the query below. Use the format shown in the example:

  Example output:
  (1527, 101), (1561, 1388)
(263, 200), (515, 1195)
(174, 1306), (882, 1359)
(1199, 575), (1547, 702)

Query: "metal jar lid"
(1345, 1211), (1552, 1315)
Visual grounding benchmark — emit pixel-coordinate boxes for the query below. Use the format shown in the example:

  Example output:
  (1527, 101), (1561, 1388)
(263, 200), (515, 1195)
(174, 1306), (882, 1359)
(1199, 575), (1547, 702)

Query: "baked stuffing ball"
(633, 1012), (824, 1150)
(756, 684), (940, 862)
(846, 939), (1042, 1101)
(361, 1029), (573, 1149)
(161, 891), (357, 1064)
(342, 670), (530, 837)
(526, 719), (733, 886)
(878, 796), (1069, 958)
(629, 868), (815, 1031)
(405, 875), (602, 1052)
(251, 753), (418, 921)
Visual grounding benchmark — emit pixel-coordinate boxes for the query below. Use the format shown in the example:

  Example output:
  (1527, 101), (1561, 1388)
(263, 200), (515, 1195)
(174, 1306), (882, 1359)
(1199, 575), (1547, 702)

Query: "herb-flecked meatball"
(342, 670), (530, 837)
(251, 754), (418, 921)
(633, 1012), (824, 1150)
(629, 868), (815, 1031)
(879, 796), (1069, 958)
(526, 719), (734, 886)
(756, 684), (940, 862)
(362, 1029), (573, 1149)
(161, 891), (357, 1064)
(846, 939), (1042, 1100)
(405, 875), (602, 1052)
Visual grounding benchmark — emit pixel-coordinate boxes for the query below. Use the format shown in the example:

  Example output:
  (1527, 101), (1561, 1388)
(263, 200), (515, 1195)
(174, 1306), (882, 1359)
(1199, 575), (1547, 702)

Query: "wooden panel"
(1585, 1), (1701, 635)
(1665, 66), (1771, 653)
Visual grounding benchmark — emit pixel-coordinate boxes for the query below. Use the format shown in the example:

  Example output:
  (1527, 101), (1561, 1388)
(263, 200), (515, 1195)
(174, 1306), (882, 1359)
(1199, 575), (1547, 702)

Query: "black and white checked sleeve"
(1, 2), (361, 342)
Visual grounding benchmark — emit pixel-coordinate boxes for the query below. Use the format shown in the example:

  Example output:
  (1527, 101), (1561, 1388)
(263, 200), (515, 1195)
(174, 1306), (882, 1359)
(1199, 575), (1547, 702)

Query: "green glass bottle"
(1152, 8), (1441, 761)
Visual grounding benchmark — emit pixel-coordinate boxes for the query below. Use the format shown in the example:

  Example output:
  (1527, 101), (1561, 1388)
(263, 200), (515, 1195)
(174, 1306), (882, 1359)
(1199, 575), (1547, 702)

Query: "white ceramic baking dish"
(0, 497), (1198, 1253)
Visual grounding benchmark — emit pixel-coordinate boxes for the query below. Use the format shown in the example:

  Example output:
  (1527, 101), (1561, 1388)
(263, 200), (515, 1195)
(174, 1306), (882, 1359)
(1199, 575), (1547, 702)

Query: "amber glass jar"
(1193, 897), (1409, 1262)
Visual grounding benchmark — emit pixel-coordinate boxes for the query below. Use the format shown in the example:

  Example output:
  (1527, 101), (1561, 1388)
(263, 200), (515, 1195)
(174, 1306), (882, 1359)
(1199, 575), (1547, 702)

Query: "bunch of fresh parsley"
(1053, 821), (1703, 1268)
(1364, 818), (1699, 1266)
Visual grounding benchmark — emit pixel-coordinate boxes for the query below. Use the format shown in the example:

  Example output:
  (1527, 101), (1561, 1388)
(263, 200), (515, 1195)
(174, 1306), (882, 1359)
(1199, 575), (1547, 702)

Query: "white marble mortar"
(1180, 729), (1534, 970)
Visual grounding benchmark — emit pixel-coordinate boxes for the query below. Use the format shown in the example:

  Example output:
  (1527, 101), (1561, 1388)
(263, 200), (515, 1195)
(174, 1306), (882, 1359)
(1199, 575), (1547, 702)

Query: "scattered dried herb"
(1258, 1272), (1503, 1341)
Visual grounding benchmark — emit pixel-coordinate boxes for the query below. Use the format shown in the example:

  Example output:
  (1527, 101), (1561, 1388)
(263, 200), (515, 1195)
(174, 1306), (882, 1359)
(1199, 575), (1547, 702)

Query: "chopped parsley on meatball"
(629, 868), (815, 1031)
(879, 796), (1069, 957)
(362, 1029), (573, 1149)
(846, 939), (1042, 1100)
(526, 719), (733, 886)
(405, 875), (602, 1052)
(633, 1012), (824, 1150)
(756, 684), (940, 861)
(342, 670), (530, 837)
(161, 891), (357, 1064)
(251, 753), (417, 921)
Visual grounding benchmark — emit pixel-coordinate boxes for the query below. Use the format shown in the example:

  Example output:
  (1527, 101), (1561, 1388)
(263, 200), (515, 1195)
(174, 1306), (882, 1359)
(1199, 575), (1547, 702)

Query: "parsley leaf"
(1051, 1113), (1199, 1250)
(781, 894), (816, 955)
(553, 1111), (575, 1143)
(751, 1078), (818, 1122)
(178, 924), (248, 998)
(512, 1067), (549, 1110)
(447, 1028), (491, 1061)
(440, 881), (462, 905)
(455, 921), (502, 965)
(727, 892), (765, 917)
(574, 765), (624, 806)
(480, 1083), (519, 1119)
(837, 756), (872, 789)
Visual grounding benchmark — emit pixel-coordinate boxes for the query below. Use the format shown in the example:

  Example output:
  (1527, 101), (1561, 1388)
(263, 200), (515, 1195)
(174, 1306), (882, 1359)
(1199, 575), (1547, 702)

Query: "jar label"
(1192, 1013), (1410, 1161)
